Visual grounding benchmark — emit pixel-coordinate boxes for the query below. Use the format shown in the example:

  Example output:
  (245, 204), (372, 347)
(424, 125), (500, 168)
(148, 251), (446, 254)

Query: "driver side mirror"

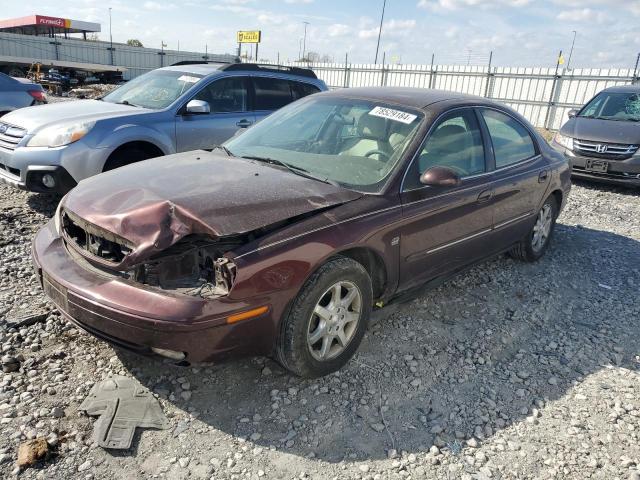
(567, 109), (578, 118)
(185, 99), (210, 115)
(420, 166), (462, 188)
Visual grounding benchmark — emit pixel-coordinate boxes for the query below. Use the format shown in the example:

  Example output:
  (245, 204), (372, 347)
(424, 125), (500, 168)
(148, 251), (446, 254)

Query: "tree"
(86, 33), (100, 41)
(126, 39), (144, 47)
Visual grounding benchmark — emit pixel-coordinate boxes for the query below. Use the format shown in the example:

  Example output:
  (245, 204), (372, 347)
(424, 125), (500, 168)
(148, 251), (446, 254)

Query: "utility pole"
(302, 22), (310, 61)
(567, 30), (577, 70)
(374, 0), (387, 64)
(108, 7), (114, 65)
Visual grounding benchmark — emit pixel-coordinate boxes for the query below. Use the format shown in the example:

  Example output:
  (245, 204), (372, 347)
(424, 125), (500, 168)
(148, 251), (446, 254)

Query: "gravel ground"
(0, 179), (639, 480)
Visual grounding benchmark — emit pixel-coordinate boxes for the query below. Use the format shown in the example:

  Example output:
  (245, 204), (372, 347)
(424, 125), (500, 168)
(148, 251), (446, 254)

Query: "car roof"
(159, 63), (320, 82)
(601, 84), (640, 94)
(321, 87), (499, 110)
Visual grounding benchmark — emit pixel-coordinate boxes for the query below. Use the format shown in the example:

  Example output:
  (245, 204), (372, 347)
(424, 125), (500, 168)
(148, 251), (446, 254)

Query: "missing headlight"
(129, 237), (239, 299)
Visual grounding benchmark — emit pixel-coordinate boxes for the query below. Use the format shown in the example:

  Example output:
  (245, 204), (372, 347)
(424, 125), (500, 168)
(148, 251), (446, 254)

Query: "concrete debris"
(17, 438), (49, 468)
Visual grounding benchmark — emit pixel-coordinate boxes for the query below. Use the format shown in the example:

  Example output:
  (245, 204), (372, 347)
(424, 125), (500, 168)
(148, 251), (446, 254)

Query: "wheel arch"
(102, 140), (166, 172)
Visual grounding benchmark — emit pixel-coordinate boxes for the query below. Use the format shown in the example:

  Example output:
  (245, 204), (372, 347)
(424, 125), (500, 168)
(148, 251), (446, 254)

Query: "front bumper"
(551, 140), (640, 187)
(0, 164), (77, 193)
(0, 139), (107, 194)
(32, 221), (275, 363)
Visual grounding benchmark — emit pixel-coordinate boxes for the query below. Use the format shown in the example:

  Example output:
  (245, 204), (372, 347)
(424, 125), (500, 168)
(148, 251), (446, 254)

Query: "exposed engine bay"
(61, 209), (240, 299)
(125, 236), (240, 299)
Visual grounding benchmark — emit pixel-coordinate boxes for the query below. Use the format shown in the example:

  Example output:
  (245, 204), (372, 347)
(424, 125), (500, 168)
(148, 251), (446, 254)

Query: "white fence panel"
(285, 61), (638, 129)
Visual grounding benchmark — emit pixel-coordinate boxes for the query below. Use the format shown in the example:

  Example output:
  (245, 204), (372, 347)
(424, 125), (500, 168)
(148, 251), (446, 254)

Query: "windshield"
(225, 96), (423, 192)
(102, 70), (203, 109)
(579, 91), (640, 122)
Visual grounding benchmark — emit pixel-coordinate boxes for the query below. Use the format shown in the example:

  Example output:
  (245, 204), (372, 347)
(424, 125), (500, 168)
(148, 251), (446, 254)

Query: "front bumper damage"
(32, 220), (275, 363)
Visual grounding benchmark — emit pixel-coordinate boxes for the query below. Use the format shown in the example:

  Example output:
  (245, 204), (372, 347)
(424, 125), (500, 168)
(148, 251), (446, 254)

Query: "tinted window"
(194, 77), (247, 113)
(481, 109), (536, 168)
(406, 110), (485, 190)
(291, 81), (320, 100)
(253, 77), (293, 110)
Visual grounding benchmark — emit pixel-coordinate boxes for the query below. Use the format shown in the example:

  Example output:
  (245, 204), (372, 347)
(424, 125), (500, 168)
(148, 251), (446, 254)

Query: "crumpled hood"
(2, 99), (152, 133)
(62, 151), (361, 269)
(560, 117), (640, 144)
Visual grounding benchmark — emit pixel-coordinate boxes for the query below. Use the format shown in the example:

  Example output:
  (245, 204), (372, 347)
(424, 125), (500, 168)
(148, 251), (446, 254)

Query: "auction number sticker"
(368, 106), (417, 124)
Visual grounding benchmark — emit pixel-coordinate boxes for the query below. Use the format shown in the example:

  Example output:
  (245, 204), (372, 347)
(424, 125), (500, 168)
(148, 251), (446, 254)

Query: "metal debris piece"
(5, 311), (49, 329)
(79, 376), (168, 449)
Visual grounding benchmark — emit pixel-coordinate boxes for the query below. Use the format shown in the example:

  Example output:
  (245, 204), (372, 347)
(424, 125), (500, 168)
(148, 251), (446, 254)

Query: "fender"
(95, 123), (175, 170)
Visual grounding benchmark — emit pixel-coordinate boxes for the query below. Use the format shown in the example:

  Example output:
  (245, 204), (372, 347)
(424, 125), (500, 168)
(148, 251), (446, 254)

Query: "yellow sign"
(237, 31), (261, 43)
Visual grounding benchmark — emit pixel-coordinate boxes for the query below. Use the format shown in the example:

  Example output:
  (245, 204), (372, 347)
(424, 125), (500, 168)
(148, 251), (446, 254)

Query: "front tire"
(276, 257), (373, 378)
(509, 196), (558, 262)
(103, 146), (158, 172)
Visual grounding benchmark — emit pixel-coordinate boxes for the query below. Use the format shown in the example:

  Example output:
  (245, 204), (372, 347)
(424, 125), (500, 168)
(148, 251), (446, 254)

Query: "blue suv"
(0, 63), (327, 193)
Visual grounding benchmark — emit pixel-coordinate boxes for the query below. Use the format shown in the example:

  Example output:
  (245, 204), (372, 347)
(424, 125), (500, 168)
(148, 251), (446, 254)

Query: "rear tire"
(276, 257), (372, 378)
(5, 66), (25, 78)
(509, 196), (558, 262)
(103, 146), (159, 172)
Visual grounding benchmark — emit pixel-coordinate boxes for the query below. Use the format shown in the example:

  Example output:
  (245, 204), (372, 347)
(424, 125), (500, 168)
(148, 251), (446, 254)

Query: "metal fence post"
(633, 53), (640, 85)
(484, 51), (493, 97)
(429, 53), (435, 89)
(343, 53), (350, 88)
(544, 50), (563, 130)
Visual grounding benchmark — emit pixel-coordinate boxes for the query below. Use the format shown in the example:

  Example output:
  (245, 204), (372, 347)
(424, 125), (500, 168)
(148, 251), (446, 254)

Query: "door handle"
(236, 119), (252, 128)
(477, 189), (493, 203)
(538, 170), (549, 183)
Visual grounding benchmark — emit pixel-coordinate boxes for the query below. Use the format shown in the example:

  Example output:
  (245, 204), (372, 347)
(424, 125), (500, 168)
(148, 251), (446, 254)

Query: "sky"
(3, 0), (640, 68)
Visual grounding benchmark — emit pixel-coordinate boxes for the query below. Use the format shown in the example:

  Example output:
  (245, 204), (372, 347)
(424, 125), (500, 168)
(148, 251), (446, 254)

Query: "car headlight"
(27, 121), (95, 148)
(554, 132), (574, 150)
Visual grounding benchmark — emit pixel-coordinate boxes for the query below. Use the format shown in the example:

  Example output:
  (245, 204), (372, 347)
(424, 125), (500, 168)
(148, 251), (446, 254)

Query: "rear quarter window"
(291, 81), (320, 100)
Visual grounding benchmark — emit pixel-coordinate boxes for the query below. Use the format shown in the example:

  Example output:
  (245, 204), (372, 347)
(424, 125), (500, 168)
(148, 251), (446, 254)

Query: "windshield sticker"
(177, 75), (200, 84)
(368, 106), (417, 124)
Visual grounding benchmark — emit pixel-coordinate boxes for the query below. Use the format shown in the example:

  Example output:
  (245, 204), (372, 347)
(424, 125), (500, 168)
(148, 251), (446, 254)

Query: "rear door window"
(480, 109), (536, 168)
(252, 77), (294, 110)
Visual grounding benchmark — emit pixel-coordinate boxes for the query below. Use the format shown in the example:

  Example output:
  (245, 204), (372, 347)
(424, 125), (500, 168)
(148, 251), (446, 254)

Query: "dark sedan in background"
(553, 85), (640, 187)
(33, 87), (571, 377)
(0, 72), (47, 117)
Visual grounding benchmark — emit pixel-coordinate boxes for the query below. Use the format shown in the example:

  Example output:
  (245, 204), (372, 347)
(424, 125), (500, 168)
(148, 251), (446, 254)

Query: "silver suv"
(0, 63), (326, 193)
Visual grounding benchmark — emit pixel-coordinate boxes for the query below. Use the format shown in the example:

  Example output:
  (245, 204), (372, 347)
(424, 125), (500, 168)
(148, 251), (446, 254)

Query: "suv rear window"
(252, 78), (320, 110)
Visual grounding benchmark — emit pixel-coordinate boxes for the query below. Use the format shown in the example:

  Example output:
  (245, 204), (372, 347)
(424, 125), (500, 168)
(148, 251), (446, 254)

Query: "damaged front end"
(125, 237), (239, 299)
(60, 209), (240, 299)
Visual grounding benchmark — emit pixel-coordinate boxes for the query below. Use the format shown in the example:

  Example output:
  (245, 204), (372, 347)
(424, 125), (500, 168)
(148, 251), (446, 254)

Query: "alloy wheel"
(531, 204), (553, 253)
(307, 280), (362, 361)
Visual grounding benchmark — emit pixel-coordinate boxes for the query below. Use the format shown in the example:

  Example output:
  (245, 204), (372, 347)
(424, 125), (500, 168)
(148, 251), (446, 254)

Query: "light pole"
(567, 30), (577, 70)
(374, 0), (387, 64)
(302, 22), (310, 61)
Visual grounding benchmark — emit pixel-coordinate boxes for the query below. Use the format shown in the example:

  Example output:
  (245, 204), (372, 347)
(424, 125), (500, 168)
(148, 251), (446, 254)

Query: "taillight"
(28, 90), (47, 102)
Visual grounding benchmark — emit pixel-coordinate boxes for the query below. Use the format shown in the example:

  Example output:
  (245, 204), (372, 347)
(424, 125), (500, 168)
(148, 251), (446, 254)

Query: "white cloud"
(556, 8), (609, 24)
(327, 24), (351, 37)
(418, 0), (531, 10)
(359, 19), (416, 40)
(143, 1), (176, 11)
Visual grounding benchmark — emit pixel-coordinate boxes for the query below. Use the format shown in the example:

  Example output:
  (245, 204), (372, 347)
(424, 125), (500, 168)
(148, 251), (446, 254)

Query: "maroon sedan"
(32, 87), (571, 377)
